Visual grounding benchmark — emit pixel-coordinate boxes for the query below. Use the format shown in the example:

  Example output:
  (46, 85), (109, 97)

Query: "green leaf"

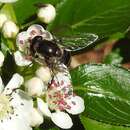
(70, 64), (130, 126)
(49, 0), (130, 38)
(103, 49), (123, 65)
(80, 116), (130, 130)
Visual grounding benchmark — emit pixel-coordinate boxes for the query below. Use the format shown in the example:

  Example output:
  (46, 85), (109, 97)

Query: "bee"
(16, 24), (98, 88)
(29, 32), (98, 75)
(28, 31), (98, 97)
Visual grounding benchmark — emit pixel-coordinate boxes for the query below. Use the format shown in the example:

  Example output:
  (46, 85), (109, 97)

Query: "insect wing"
(59, 33), (98, 51)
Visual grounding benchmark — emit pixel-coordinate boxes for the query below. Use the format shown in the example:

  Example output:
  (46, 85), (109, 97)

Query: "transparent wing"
(58, 33), (98, 51)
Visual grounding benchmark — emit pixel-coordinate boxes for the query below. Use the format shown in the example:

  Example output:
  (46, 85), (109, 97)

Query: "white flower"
(0, 13), (7, 29)
(2, 20), (19, 38)
(35, 66), (51, 83)
(14, 24), (53, 66)
(0, 0), (18, 3)
(25, 77), (46, 97)
(0, 51), (4, 67)
(0, 73), (35, 130)
(14, 51), (32, 66)
(29, 108), (43, 127)
(37, 4), (56, 24)
(37, 72), (85, 129)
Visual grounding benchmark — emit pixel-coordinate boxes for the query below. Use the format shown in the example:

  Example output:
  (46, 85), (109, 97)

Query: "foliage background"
(1, 0), (130, 130)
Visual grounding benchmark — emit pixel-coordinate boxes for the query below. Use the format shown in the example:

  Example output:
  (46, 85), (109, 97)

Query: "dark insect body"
(30, 36), (71, 70)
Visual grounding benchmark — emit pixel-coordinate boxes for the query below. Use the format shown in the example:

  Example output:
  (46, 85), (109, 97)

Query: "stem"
(20, 19), (39, 30)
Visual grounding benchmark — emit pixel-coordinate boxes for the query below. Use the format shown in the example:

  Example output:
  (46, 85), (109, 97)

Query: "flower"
(35, 66), (51, 83)
(0, 0), (18, 3)
(37, 4), (56, 24)
(14, 24), (53, 66)
(26, 66), (85, 129)
(25, 66), (51, 97)
(2, 20), (19, 38)
(25, 77), (46, 97)
(0, 73), (35, 130)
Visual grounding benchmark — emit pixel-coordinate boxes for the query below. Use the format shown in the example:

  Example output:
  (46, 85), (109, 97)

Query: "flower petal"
(25, 77), (46, 97)
(3, 73), (24, 94)
(41, 31), (53, 40)
(51, 111), (73, 129)
(16, 31), (29, 52)
(29, 108), (44, 127)
(11, 90), (33, 125)
(27, 24), (45, 39)
(35, 66), (51, 84)
(37, 98), (51, 117)
(1, 90), (33, 130)
(14, 51), (32, 66)
(0, 51), (4, 67)
(66, 96), (85, 115)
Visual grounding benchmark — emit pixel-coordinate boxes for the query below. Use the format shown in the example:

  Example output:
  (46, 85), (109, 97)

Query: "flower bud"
(36, 66), (51, 84)
(2, 20), (19, 38)
(25, 77), (46, 97)
(0, 13), (7, 29)
(37, 4), (56, 24)
(30, 108), (44, 127)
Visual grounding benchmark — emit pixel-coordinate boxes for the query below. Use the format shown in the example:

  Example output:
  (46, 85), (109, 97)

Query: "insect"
(29, 32), (98, 75)
(16, 24), (98, 87)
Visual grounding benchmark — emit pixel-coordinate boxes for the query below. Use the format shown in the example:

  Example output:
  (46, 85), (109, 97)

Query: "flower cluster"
(0, 52), (43, 130)
(0, 2), (85, 130)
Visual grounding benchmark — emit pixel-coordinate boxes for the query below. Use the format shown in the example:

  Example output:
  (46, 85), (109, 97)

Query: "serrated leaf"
(49, 0), (130, 38)
(70, 64), (130, 126)
(59, 32), (98, 51)
(80, 116), (130, 130)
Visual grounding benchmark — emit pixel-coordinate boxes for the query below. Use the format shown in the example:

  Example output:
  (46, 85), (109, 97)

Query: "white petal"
(25, 77), (46, 97)
(37, 4), (56, 24)
(0, 51), (4, 67)
(14, 51), (32, 66)
(0, 116), (32, 130)
(41, 31), (53, 40)
(3, 73), (24, 94)
(0, 0), (18, 3)
(29, 108), (44, 127)
(35, 66), (51, 84)
(27, 24), (45, 39)
(37, 98), (51, 117)
(1, 90), (33, 130)
(66, 96), (85, 115)
(51, 111), (73, 129)
(16, 31), (29, 52)
(11, 90), (33, 125)
(0, 76), (4, 93)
